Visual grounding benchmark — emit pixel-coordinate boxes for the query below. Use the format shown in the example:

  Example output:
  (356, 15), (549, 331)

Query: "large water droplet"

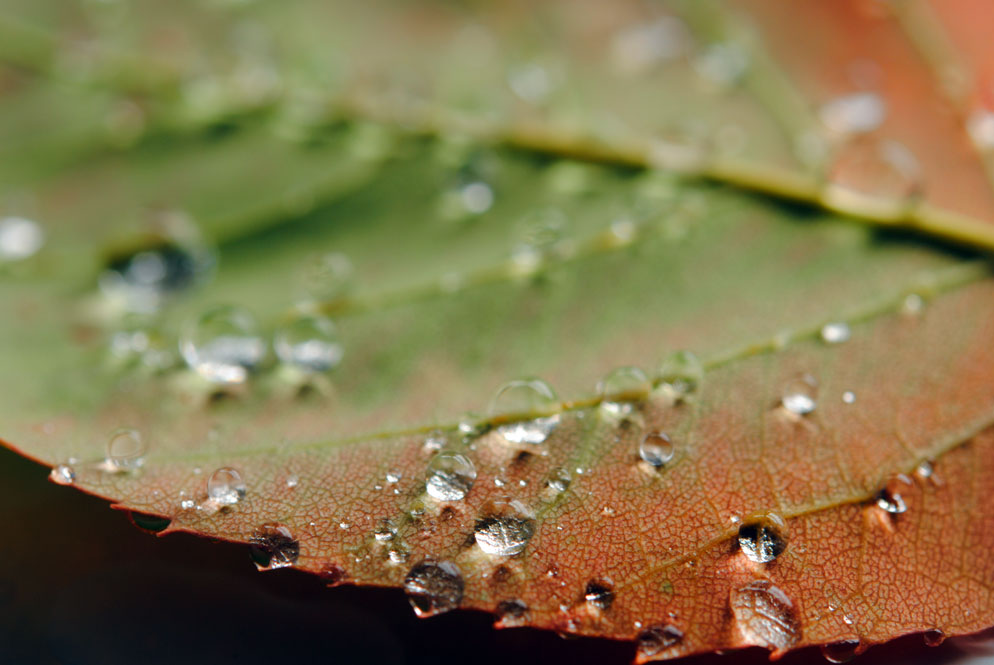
(738, 513), (788, 563)
(474, 500), (534, 557)
(656, 350), (703, 402)
(0, 216), (43, 261)
(404, 560), (464, 617)
(819, 92), (886, 136)
(207, 467), (246, 505)
(425, 453), (476, 501)
(637, 624), (685, 659)
(639, 431), (675, 468)
(274, 314), (343, 373)
(923, 629), (946, 647)
(822, 139), (921, 219)
(821, 640), (860, 663)
(50, 463), (76, 485)
(297, 252), (354, 303)
(781, 373), (818, 415)
(510, 208), (567, 276)
(729, 579), (801, 652)
(598, 366), (651, 417)
(584, 579), (615, 611)
(489, 378), (561, 445)
(249, 523), (300, 570)
(820, 322), (851, 344)
(875, 474), (912, 514)
(180, 305), (266, 384)
(103, 427), (146, 472)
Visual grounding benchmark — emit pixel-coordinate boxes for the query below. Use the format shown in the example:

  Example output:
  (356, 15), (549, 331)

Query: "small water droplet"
(286, 474), (299, 488)
(598, 366), (651, 417)
(738, 513), (788, 563)
(404, 560), (464, 617)
(298, 252), (353, 303)
(822, 139), (921, 219)
(489, 378), (561, 445)
(924, 629), (946, 647)
(637, 623), (685, 658)
(458, 181), (495, 215)
(496, 599), (529, 627)
(584, 579), (615, 611)
(50, 463), (76, 485)
(546, 467), (572, 493)
(388, 548), (409, 565)
(373, 520), (397, 542)
(509, 208), (567, 276)
(0, 216), (43, 261)
(386, 470), (402, 484)
(274, 314), (343, 373)
(967, 106), (994, 151)
(249, 523), (300, 570)
(901, 293), (925, 315)
(180, 499), (196, 509)
(180, 305), (266, 384)
(611, 16), (691, 75)
(474, 501), (534, 557)
(507, 62), (555, 105)
(821, 640), (860, 663)
(425, 453), (476, 501)
(820, 322), (851, 344)
(648, 124), (710, 173)
(656, 351), (703, 402)
(782, 373), (818, 415)
(639, 431), (675, 468)
(694, 42), (749, 90)
(875, 474), (912, 513)
(842, 391), (856, 404)
(729, 579), (801, 652)
(423, 431), (446, 452)
(914, 460), (934, 480)
(819, 92), (886, 136)
(207, 467), (246, 505)
(103, 427), (146, 472)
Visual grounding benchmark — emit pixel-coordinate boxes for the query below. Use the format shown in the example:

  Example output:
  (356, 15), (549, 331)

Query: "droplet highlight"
(656, 350), (703, 402)
(274, 314), (343, 373)
(584, 579), (615, 611)
(207, 466), (247, 505)
(781, 373), (818, 415)
(489, 378), (561, 445)
(639, 431), (675, 468)
(425, 453), (476, 501)
(50, 463), (76, 485)
(404, 560), (464, 618)
(820, 322), (851, 344)
(598, 366), (651, 417)
(0, 216), (43, 261)
(474, 501), (534, 557)
(180, 305), (266, 384)
(103, 427), (146, 472)
(738, 513), (788, 563)
(875, 474), (912, 514)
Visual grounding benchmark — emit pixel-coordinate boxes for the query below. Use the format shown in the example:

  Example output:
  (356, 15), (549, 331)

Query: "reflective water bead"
(474, 500), (534, 556)
(0, 216), (43, 261)
(104, 427), (146, 472)
(584, 579), (615, 611)
(820, 322), (851, 344)
(489, 378), (561, 445)
(458, 181), (494, 215)
(821, 640), (860, 663)
(180, 305), (266, 384)
(50, 463), (76, 485)
(923, 629), (946, 647)
(510, 208), (567, 275)
(819, 92), (886, 136)
(546, 467), (572, 493)
(637, 624), (685, 659)
(656, 350), (703, 401)
(404, 560), (464, 617)
(842, 391), (856, 404)
(639, 431), (674, 468)
(738, 513), (788, 563)
(507, 62), (555, 105)
(822, 139), (921, 220)
(207, 466), (246, 505)
(694, 42), (749, 90)
(967, 106), (994, 151)
(274, 314), (343, 373)
(496, 599), (529, 627)
(249, 523), (300, 570)
(781, 374), (818, 415)
(729, 579), (801, 652)
(597, 366), (651, 416)
(425, 453), (476, 501)
(875, 474), (912, 514)
(298, 252), (354, 303)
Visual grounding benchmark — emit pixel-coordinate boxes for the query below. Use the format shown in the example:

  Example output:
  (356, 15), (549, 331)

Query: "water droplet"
(423, 431), (446, 453)
(102, 427), (146, 472)
(546, 467), (572, 493)
(474, 501), (534, 557)
(507, 62), (555, 105)
(821, 640), (860, 663)
(249, 523), (300, 570)
(180, 499), (196, 510)
(901, 293), (924, 315)
(639, 431), (675, 468)
(914, 460), (934, 480)
(729, 579), (801, 652)
(820, 322), (851, 344)
(496, 599), (529, 627)
(598, 366), (651, 416)
(404, 560), (464, 617)
(50, 463), (76, 485)
(584, 579), (615, 611)
(458, 181), (495, 215)
(819, 92), (886, 135)
(967, 106), (994, 151)
(207, 467), (246, 505)
(738, 514), (788, 563)
(781, 373), (818, 415)
(180, 305), (266, 384)
(286, 474), (299, 488)
(842, 391), (856, 404)
(274, 314), (343, 373)
(298, 252), (353, 303)
(875, 474), (912, 513)
(656, 351), (703, 402)
(0, 216), (43, 261)
(822, 139), (921, 219)
(510, 208), (567, 276)
(388, 548), (409, 564)
(386, 470), (402, 484)
(489, 378), (561, 445)
(373, 520), (397, 542)
(637, 624), (685, 658)
(425, 453), (476, 501)
(648, 124), (710, 173)
(694, 42), (749, 90)
(924, 629), (946, 647)
(611, 17), (691, 75)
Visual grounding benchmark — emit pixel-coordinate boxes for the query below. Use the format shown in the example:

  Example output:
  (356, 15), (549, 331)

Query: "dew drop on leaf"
(274, 314), (343, 373)
(489, 378), (561, 445)
(655, 350), (703, 402)
(584, 579), (615, 611)
(822, 138), (921, 219)
(597, 366), (651, 417)
(249, 523), (300, 570)
(924, 629), (946, 647)
(902, 293), (925, 316)
(297, 251), (354, 303)
(474, 501), (534, 557)
(820, 321), (851, 344)
(103, 427), (146, 472)
(0, 216), (43, 261)
(404, 560), (464, 618)
(496, 599), (529, 627)
(610, 16), (690, 75)
(842, 391), (856, 404)
(180, 305), (266, 384)
(738, 513), (788, 563)
(49, 463), (76, 485)
(546, 467), (572, 493)
(373, 519), (396, 542)
(639, 431), (674, 468)
(819, 92), (886, 136)
(781, 373), (818, 415)
(875, 474), (912, 514)
(207, 466), (247, 505)
(820, 639), (860, 663)
(729, 579), (801, 652)
(637, 623), (685, 659)
(967, 105), (994, 152)
(694, 42), (749, 90)
(425, 452), (476, 501)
